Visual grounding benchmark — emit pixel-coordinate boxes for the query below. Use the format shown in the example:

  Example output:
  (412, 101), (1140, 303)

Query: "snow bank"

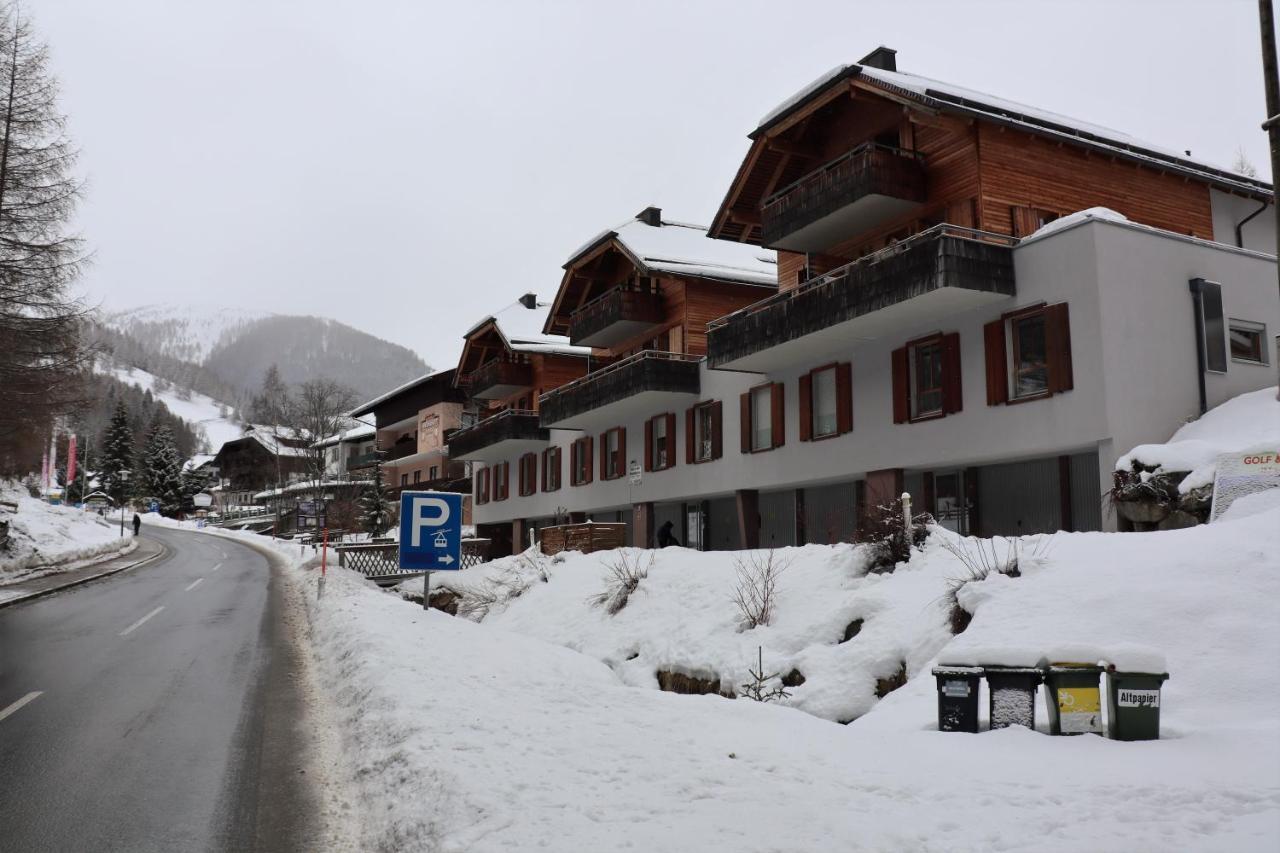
(1026, 206), (1129, 240)
(0, 481), (133, 579)
(291, 506), (1280, 852)
(1116, 386), (1280, 493)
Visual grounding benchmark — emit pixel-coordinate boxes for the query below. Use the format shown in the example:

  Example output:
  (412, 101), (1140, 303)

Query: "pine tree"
(179, 464), (212, 514)
(359, 465), (392, 536)
(140, 424), (183, 516)
(99, 401), (134, 506)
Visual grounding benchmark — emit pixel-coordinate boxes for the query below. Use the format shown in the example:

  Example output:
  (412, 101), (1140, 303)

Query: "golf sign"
(398, 491), (463, 571)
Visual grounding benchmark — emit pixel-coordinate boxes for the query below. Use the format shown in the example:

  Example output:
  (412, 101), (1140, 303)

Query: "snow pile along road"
(296, 501), (1280, 852)
(0, 482), (132, 581)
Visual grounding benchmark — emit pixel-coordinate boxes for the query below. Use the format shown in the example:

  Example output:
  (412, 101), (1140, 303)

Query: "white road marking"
(120, 606), (164, 636)
(210, 562), (223, 572)
(184, 578), (204, 592)
(0, 691), (42, 724)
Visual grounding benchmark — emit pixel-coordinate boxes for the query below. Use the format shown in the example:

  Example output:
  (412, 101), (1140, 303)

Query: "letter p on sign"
(398, 490), (463, 571)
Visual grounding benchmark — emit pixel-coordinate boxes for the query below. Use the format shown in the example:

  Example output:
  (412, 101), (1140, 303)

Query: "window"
(429, 465), (438, 480)
(518, 453), (538, 496)
(600, 427), (625, 480)
(1192, 279), (1227, 373)
(892, 333), (961, 423)
(1230, 320), (1268, 364)
(493, 461), (509, 501)
(685, 401), (722, 464)
(571, 436), (593, 486)
(983, 304), (1073, 406)
(476, 467), (490, 504)
(740, 383), (784, 452)
(800, 363), (852, 441)
(645, 413), (676, 472)
(413, 470), (421, 484)
(542, 446), (562, 492)
(400, 473), (408, 487)
(1010, 205), (1060, 237)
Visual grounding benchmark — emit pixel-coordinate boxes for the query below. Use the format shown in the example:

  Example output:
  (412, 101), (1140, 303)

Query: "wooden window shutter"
(942, 332), (962, 414)
(643, 418), (653, 471)
(739, 392), (751, 453)
(540, 451), (548, 492)
(615, 427), (626, 479)
(836, 362), (853, 434)
(710, 401), (723, 460)
(501, 462), (510, 500)
(1010, 205), (1039, 238)
(799, 372), (813, 442)
(1046, 302), (1074, 393)
(584, 436), (593, 484)
(684, 407), (695, 464)
(665, 413), (676, 467)
(770, 382), (785, 447)
(891, 346), (909, 424)
(598, 432), (608, 479)
(478, 467), (488, 503)
(984, 319), (1009, 405)
(518, 456), (527, 496)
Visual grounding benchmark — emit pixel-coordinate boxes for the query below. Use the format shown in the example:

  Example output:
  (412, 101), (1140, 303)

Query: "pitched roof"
(754, 63), (1270, 199)
(349, 368), (455, 418)
(465, 299), (591, 357)
(312, 422), (376, 449)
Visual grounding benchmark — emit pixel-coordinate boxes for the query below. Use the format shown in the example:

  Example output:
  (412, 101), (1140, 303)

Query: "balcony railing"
(538, 351), (701, 427)
(761, 142), (927, 252)
(448, 409), (548, 460)
(464, 357), (534, 400)
(707, 225), (1017, 368)
(382, 440), (419, 462)
(346, 450), (379, 470)
(568, 282), (665, 347)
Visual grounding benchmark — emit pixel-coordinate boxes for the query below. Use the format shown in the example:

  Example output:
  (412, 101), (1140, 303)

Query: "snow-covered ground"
(279, 499), (1280, 851)
(98, 361), (243, 452)
(0, 481), (135, 591)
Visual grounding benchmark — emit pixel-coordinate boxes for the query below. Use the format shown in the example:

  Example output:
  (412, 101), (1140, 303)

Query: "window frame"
(809, 364), (840, 439)
(907, 334), (946, 422)
(541, 446), (562, 492)
(518, 452), (538, 497)
(646, 413), (675, 472)
(1007, 307), (1052, 403)
(1229, 319), (1269, 365)
(570, 436), (593, 486)
(600, 427), (625, 481)
(749, 384), (773, 451)
(695, 403), (715, 463)
(476, 466), (490, 505)
(492, 461), (509, 502)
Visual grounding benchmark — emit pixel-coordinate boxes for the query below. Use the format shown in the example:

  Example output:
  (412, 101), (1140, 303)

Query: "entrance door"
(684, 503), (704, 551)
(934, 471), (968, 534)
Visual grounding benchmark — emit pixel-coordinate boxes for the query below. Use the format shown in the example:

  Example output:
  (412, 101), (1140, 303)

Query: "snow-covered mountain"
(101, 304), (272, 364)
(96, 361), (244, 452)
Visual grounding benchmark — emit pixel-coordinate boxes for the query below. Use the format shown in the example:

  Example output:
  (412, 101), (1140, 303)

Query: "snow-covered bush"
(940, 535), (1049, 634)
(589, 549), (652, 615)
(859, 500), (930, 572)
(732, 549), (789, 630)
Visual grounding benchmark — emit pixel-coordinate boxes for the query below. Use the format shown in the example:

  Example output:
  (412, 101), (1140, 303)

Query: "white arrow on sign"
(409, 496), (452, 547)
(439, 554), (455, 566)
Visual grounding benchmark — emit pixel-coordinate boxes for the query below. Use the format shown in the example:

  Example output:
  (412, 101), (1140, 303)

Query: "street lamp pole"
(118, 470), (131, 537)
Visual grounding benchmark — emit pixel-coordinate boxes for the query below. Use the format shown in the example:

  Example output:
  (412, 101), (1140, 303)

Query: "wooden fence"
(334, 538), (492, 583)
(538, 522), (628, 556)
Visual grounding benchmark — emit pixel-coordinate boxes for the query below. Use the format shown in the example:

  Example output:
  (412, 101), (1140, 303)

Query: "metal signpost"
(398, 491), (464, 610)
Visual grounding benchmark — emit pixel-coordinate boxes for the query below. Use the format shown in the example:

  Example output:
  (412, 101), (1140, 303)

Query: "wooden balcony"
(448, 409), (548, 462)
(569, 284), (665, 348)
(465, 357), (533, 400)
(707, 225), (1017, 372)
(539, 351), (701, 430)
(346, 450), (379, 471)
(382, 440), (418, 462)
(761, 143), (927, 253)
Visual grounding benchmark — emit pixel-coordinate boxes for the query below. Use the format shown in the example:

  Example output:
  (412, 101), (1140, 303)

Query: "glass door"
(934, 471), (968, 534)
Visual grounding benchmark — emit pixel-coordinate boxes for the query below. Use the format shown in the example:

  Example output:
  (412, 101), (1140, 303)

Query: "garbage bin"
(984, 666), (1042, 730)
(932, 666), (983, 733)
(1106, 670), (1169, 741)
(1044, 664), (1103, 735)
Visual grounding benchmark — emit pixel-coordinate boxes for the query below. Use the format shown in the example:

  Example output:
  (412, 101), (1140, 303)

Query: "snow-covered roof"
(230, 424), (311, 458)
(566, 215), (778, 286)
(183, 454), (217, 472)
(252, 479), (365, 501)
(349, 368), (452, 417)
(465, 299), (591, 357)
(756, 63), (1271, 198)
(313, 423), (377, 449)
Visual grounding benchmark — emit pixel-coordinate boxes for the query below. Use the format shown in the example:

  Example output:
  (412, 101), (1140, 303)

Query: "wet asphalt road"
(0, 525), (314, 853)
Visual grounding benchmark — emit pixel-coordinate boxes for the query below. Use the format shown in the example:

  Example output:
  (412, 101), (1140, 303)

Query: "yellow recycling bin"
(1044, 664), (1104, 735)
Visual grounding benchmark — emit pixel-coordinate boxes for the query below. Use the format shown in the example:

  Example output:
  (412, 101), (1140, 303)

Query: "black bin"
(984, 666), (1042, 730)
(932, 666), (983, 733)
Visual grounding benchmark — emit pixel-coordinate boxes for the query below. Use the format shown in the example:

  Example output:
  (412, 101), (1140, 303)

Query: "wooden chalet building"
(210, 426), (311, 510)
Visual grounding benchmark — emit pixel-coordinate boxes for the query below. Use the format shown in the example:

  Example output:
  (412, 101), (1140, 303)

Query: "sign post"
(398, 491), (464, 611)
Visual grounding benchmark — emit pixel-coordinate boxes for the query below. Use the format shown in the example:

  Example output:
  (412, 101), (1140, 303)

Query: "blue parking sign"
(398, 491), (463, 571)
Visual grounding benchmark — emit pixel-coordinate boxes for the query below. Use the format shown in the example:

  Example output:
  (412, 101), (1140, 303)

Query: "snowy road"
(0, 526), (318, 853)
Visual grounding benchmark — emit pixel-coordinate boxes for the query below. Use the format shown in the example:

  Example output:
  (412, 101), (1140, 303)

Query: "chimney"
(637, 206), (662, 227)
(857, 46), (897, 72)
(518, 293), (538, 310)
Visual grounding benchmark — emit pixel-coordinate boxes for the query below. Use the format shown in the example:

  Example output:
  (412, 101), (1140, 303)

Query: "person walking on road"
(132, 513), (141, 536)
(657, 520), (680, 548)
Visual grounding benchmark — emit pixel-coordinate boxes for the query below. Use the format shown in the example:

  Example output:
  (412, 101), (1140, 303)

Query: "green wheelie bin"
(933, 666), (983, 733)
(984, 666), (1041, 730)
(1106, 670), (1169, 741)
(1044, 664), (1103, 735)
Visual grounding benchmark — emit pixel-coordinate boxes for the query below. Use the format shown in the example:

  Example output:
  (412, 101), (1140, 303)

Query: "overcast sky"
(35, 0), (1274, 368)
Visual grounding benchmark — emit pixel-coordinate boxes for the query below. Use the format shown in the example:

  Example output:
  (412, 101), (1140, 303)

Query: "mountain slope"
(101, 304), (270, 364)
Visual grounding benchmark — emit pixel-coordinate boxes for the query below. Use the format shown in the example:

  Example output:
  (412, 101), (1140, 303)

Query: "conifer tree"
(360, 465), (392, 536)
(99, 401), (134, 506)
(140, 424), (183, 516)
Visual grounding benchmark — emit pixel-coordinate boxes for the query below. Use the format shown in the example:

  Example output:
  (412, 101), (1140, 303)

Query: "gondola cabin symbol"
(432, 530), (448, 549)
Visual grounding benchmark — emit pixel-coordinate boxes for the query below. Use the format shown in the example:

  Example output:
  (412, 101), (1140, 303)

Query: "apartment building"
(463, 48), (1277, 552)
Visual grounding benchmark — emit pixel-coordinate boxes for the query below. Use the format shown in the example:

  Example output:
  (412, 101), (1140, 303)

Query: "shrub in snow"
(589, 549), (652, 615)
(940, 535), (1047, 634)
(874, 662), (908, 699)
(732, 549), (789, 630)
(860, 501), (931, 573)
(739, 646), (792, 703)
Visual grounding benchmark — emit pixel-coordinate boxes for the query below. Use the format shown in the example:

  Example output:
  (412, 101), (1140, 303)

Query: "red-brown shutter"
(739, 392), (751, 453)
(518, 455), (527, 495)
(1046, 302), (1074, 393)
(599, 432), (609, 479)
(1010, 205), (1038, 238)
(836, 362), (853, 434)
(685, 407), (695, 464)
(799, 372), (813, 442)
(584, 436), (593, 484)
(710, 400), (723, 460)
(942, 332), (962, 414)
(984, 319), (1009, 405)
(540, 450), (548, 491)
(615, 427), (626, 479)
(477, 467), (489, 503)
(644, 418), (654, 471)
(770, 382), (785, 447)
(891, 346), (909, 424)
(501, 461), (510, 500)
(664, 413), (676, 468)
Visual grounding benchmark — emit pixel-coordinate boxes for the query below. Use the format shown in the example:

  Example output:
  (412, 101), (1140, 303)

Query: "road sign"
(148, 500), (159, 513)
(398, 490), (463, 571)
(192, 492), (213, 508)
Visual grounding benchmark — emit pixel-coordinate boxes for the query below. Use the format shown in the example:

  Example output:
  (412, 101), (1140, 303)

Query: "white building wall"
(1210, 189), (1275, 256)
